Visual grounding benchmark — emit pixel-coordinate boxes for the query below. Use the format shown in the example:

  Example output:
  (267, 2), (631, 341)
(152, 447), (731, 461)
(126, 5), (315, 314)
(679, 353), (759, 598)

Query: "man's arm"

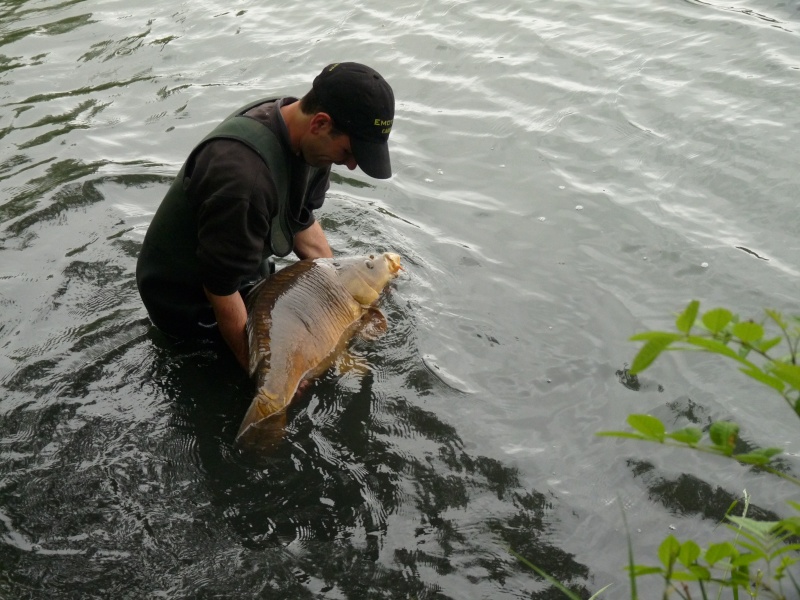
(203, 221), (329, 372)
(204, 286), (249, 372)
(293, 221), (333, 259)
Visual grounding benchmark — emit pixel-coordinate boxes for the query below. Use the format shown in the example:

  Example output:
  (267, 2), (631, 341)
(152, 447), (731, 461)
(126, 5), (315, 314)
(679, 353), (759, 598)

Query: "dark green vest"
(167, 97), (298, 258)
(136, 98), (315, 336)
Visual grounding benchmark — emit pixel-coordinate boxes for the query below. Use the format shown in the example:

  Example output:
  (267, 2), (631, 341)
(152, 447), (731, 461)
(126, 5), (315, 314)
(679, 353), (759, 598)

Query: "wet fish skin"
(235, 252), (402, 450)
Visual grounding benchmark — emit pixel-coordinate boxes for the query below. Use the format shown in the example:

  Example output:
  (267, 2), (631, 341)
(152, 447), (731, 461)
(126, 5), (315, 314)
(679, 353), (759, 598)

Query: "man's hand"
(204, 286), (249, 372)
(293, 221), (333, 259)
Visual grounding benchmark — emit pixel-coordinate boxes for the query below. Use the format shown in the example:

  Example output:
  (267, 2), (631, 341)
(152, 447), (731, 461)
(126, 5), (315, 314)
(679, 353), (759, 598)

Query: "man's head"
(299, 62), (395, 179)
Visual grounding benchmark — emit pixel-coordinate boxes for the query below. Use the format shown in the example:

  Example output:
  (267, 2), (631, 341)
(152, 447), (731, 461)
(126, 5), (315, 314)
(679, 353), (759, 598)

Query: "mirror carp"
(236, 252), (402, 450)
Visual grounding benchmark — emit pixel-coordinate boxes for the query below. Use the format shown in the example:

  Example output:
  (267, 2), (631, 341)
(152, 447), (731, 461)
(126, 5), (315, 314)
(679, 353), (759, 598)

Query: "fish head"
(333, 252), (402, 305)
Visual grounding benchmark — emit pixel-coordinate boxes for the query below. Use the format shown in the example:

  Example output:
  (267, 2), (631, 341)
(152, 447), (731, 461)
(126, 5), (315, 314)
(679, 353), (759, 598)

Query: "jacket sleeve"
(188, 139), (276, 295)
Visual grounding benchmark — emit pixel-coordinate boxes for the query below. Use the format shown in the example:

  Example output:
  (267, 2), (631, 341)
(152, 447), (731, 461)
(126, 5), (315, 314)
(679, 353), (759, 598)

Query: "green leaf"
(587, 584), (613, 600)
(731, 552), (762, 567)
(595, 431), (651, 440)
(702, 308), (733, 334)
(630, 335), (678, 374)
(730, 567), (751, 586)
(722, 498), (741, 520)
(689, 565), (712, 580)
(685, 336), (748, 364)
(705, 542), (737, 566)
(732, 321), (764, 343)
(678, 540), (701, 567)
(736, 539), (770, 557)
(765, 309), (788, 329)
(671, 565), (711, 581)
(733, 447), (783, 466)
(770, 543), (800, 561)
(733, 453), (771, 466)
(626, 565), (663, 577)
(775, 554), (800, 582)
(739, 366), (786, 393)
(658, 535), (680, 569)
(629, 331), (683, 342)
(627, 414), (666, 442)
(709, 421), (739, 452)
(595, 431), (650, 442)
(620, 508), (638, 600)
(665, 427), (703, 445)
(770, 362), (800, 391)
(727, 516), (780, 538)
(728, 516), (780, 536)
(757, 336), (783, 353)
(779, 516), (800, 537)
(676, 300), (700, 334)
(757, 447), (783, 458)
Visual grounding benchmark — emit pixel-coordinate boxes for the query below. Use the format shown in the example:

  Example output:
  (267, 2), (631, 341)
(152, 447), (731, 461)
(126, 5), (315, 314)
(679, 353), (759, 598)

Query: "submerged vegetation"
(520, 301), (800, 599)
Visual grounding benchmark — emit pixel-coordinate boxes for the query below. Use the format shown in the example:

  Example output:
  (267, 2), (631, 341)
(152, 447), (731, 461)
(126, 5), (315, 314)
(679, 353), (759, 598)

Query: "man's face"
(302, 115), (358, 171)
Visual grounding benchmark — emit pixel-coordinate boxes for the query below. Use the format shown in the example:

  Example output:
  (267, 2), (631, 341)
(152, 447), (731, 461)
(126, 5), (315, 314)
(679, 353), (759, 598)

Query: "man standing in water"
(136, 62), (395, 370)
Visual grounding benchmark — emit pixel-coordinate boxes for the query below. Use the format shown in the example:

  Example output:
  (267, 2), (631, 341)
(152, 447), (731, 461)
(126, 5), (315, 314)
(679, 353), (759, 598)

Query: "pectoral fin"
(356, 307), (388, 341)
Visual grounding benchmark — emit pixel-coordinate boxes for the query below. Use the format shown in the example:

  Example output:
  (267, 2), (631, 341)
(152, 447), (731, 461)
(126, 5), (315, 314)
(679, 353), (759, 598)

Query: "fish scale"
(236, 253), (402, 451)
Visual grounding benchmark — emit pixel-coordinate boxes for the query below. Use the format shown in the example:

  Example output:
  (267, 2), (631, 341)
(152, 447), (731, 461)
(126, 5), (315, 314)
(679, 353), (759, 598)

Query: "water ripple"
(1, 0), (799, 597)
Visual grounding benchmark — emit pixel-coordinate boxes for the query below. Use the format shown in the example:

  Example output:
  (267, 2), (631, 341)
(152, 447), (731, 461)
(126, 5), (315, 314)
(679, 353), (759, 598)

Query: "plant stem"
(698, 579), (708, 600)
(716, 491), (750, 600)
(621, 505), (638, 600)
(786, 568), (800, 597)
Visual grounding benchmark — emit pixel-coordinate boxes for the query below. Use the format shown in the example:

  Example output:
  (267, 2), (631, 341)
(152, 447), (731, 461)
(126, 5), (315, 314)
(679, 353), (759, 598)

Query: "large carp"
(235, 252), (402, 450)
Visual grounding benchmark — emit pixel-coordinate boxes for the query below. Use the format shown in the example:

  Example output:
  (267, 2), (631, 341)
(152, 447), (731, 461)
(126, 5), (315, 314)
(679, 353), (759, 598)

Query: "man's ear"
(309, 112), (333, 134)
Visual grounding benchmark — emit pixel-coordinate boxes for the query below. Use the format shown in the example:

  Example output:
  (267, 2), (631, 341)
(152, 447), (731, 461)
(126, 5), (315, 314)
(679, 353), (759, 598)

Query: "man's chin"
(301, 155), (332, 169)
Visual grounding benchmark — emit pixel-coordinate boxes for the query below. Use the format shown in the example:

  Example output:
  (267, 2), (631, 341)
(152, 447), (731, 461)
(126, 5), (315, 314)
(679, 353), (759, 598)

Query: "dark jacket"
(136, 97), (330, 337)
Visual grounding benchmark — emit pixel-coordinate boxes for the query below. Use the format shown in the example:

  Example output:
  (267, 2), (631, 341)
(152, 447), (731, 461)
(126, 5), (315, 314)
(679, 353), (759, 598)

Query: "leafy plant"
(626, 302), (799, 416)
(626, 497), (800, 599)
(605, 301), (798, 482)
(597, 413), (797, 486)
(514, 302), (800, 599)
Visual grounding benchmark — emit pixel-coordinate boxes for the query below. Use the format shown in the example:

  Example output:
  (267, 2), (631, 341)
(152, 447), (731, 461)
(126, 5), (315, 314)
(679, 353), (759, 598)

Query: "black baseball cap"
(312, 62), (395, 179)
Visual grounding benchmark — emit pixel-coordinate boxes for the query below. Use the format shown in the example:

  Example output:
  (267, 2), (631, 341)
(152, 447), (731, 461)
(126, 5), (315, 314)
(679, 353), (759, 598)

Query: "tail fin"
(235, 390), (288, 452)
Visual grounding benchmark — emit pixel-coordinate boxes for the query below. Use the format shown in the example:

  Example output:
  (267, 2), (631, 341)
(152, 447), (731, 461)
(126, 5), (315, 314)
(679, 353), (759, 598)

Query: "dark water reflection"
(630, 459), (781, 524)
(0, 173), (593, 598)
(1, 330), (595, 597)
(155, 333), (595, 598)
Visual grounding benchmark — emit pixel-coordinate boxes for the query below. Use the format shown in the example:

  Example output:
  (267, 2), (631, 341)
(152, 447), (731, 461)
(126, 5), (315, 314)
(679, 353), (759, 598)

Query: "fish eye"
(333, 262), (340, 267)
(365, 260), (374, 269)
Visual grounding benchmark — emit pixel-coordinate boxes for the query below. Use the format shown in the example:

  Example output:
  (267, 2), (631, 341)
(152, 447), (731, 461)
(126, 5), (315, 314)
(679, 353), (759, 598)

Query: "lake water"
(1, 0), (798, 597)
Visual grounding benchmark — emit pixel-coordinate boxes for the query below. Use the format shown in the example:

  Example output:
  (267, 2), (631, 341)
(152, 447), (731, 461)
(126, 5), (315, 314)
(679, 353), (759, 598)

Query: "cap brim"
(352, 137), (392, 179)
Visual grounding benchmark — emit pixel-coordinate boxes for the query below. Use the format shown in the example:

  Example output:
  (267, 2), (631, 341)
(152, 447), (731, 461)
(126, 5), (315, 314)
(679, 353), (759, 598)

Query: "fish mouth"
(385, 252), (403, 275)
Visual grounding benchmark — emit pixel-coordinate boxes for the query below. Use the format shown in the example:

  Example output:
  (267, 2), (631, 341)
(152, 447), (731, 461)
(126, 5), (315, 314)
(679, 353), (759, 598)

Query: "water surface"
(1, 0), (798, 597)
